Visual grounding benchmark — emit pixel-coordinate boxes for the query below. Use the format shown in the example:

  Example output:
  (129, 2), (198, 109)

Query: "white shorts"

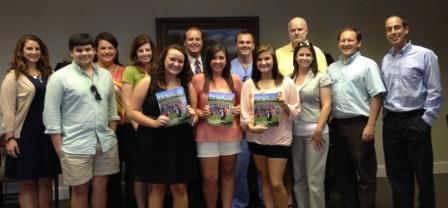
(197, 140), (241, 157)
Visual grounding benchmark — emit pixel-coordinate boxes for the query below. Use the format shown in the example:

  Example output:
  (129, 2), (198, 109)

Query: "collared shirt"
(328, 52), (385, 118)
(276, 42), (328, 77)
(44, 62), (119, 155)
(294, 71), (332, 122)
(381, 41), (443, 125)
(293, 71), (332, 136)
(188, 54), (203, 75)
(230, 58), (253, 82)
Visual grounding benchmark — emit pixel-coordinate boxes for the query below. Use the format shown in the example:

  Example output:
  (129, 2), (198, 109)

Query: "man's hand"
(362, 124), (375, 142)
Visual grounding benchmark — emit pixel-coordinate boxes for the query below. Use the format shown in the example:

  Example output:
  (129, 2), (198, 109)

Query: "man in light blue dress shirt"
(44, 33), (120, 208)
(328, 28), (385, 208)
(381, 15), (443, 208)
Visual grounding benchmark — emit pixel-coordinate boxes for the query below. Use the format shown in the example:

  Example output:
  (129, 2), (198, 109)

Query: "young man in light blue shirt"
(230, 30), (264, 208)
(44, 33), (119, 208)
(381, 15), (442, 208)
(328, 27), (385, 208)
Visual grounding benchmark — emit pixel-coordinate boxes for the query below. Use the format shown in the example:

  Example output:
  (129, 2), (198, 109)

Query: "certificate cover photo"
(156, 87), (189, 126)
(207, 92), (235, 126)
(254, 92), (280, 127)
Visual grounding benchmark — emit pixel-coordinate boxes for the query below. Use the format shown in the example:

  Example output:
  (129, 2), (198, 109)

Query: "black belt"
(384, 108), (424, 117)
(331, 116), (368, 124)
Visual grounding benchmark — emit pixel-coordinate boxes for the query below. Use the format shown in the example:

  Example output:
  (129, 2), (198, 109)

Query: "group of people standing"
(0, 14), (442, 208)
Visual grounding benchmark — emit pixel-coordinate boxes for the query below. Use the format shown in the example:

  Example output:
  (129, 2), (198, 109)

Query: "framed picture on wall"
(155, 16), (259, 58)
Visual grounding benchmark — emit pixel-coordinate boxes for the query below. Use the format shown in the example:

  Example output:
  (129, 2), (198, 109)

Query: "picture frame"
(155, 16), (259, 58)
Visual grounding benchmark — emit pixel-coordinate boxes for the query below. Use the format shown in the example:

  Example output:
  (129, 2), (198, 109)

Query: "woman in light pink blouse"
(240, 44), (299, 208)
(192, 44), (243, 208)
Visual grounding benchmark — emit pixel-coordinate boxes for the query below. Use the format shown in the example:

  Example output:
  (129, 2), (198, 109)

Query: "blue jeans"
(232, 138), (264, 208)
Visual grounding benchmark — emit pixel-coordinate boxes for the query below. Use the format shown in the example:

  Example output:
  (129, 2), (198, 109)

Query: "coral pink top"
(240, 77), (300, 146)
(192, 74), (243, 143)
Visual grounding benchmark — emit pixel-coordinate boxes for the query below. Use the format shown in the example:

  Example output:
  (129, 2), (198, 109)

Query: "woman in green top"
(121, 34), (158, 208)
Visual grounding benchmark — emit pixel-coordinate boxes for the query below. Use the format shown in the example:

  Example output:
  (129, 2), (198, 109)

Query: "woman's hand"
(151, 115), (169, 128)
(247, 122), (268, 134)
(232, 105), (241, 116)
(187, 105), (198, 124)
(278, 92), (290, 114)
(5, 139), (20, 158)
(199, 105), (211, 119)
(312, 129), (325, 150)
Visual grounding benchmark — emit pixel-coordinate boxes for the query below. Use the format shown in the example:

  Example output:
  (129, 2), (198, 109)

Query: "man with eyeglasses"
(276, 17), (328, 77)
(43, 33), (119, 208)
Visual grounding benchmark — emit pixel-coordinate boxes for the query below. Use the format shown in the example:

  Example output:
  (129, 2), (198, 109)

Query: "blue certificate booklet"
(254, 92), (280, 127)
(207, 92), (235, 126)
(156, 87), (188, 126)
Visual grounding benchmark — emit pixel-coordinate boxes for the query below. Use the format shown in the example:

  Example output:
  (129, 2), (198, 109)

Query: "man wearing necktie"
(184, 27), (204, 74)
(183, 28), (205, 207)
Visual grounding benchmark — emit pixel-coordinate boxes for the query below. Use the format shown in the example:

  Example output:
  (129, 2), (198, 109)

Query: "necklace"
(28, 70), (43, 83)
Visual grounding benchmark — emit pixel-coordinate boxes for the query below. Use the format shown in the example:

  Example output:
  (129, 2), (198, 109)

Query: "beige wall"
(1, 0), (446, 173)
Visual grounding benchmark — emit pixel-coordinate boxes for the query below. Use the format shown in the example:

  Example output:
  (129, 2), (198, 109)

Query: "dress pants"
(383, 109), (435, 208)
(331, 116), (377, 208)
(291, 133), (329, 208)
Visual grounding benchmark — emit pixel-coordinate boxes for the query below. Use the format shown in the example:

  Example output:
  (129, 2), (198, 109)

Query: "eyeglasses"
(242, 75), (249, 82)
(90, 84), (102, 101)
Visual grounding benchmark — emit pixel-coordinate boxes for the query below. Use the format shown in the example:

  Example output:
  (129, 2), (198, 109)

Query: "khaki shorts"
(60, 144), (119, 186)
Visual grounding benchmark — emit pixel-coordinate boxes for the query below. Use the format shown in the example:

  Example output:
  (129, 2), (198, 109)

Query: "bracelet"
(4, 135), (16, 142)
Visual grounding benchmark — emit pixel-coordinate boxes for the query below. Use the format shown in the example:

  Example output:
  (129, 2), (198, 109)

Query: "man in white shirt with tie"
(184, 27), (204, 74)
(184, 28), (206, 207)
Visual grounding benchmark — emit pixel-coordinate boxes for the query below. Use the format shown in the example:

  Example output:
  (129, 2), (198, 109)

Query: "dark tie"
(194, 59), (202, 74)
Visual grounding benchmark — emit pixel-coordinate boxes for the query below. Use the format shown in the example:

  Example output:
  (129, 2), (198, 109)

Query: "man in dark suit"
(184, 27), (204, 75)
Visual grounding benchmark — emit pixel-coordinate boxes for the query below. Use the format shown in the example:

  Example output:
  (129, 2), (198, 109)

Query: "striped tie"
(194, 59), (202, 74)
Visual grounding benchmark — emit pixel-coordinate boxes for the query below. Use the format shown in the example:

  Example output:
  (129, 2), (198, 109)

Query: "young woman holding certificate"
(128, 44), (198, 208)
(192, 44), (243, 208)
(240, 44), (299, 208)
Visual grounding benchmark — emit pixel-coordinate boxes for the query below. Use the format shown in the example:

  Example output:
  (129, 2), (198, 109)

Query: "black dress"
(5, 76), (61, 180)
(134, 85), (197, 184)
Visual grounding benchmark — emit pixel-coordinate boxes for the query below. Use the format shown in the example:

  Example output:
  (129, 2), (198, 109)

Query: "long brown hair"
(150, 44), (193, 99)
(291, 41), (318, 79)
(7, 34), (52, 79)
(251, 44), (283, 89)
(202, 44), (235, 93)
(129, 34), (158, 73)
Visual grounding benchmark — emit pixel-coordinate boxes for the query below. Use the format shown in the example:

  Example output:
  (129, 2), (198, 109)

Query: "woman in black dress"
(0, 34), (61, 208)
(128, 44), (198, 208)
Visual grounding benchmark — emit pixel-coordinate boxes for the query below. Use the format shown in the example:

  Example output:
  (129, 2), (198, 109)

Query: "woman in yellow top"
(0, 34), (61, 208)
